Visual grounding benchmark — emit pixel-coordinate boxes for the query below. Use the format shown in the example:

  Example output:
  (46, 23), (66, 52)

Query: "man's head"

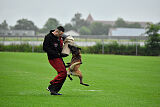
(53, 26), (65, 37)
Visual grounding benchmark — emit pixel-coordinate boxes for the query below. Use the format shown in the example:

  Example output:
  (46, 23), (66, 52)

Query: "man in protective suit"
(43, 26), (68, 95)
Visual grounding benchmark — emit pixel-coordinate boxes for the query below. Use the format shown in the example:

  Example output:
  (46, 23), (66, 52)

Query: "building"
(86, 14), (151, 28)
(0, 30), (35, 36)
(64, 30), (80, 36)
(108, 28), (147, 36)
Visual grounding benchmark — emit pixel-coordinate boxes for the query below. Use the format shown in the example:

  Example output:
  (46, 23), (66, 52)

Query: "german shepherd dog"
(66, 44), (89, 86)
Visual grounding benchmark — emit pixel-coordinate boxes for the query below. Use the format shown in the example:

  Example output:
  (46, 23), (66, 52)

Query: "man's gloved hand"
(62, 34), (69, 41)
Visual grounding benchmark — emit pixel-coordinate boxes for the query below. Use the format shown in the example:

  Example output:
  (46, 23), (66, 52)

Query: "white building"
(0, 30), (35, 36)
(108, 28), (147, 36)
(64, 30), (80, 36)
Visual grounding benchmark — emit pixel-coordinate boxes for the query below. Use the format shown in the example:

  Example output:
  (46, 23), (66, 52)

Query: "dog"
(66, 44), (89, 86)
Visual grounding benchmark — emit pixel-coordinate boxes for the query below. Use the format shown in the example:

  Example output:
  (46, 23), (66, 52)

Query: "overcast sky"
(0, 0), (160, 28)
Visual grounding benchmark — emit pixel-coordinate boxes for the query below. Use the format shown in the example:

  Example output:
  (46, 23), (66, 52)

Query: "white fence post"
(102, 39), (104, 54)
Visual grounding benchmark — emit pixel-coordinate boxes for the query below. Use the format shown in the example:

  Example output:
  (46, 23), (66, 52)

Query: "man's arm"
(43, 36), (60, 57)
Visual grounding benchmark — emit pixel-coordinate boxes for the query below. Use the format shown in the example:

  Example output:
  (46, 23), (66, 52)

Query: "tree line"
(0, 13), (145, 35)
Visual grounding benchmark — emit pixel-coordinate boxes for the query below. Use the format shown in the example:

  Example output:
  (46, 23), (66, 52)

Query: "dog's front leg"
(68, 74), (73, 80)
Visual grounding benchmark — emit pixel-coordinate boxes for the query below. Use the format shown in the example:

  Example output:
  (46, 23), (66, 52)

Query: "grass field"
(0, 52), (160, 107)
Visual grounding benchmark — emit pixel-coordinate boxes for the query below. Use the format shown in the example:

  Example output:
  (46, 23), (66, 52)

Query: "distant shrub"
(0, 44), (42, 53)
(80, 42), (159, 56)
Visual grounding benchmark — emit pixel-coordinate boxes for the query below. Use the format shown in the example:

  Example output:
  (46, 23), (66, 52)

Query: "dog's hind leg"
(75, 70), (89, 86)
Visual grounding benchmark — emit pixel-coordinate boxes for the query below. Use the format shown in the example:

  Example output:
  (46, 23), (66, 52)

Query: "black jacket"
(43, 30), (63, 59)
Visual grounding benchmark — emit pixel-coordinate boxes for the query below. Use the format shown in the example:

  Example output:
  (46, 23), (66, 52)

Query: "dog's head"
(68, 44), (81, 55)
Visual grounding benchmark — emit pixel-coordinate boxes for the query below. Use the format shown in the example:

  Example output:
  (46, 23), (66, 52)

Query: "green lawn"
(0, 52), (160, 107)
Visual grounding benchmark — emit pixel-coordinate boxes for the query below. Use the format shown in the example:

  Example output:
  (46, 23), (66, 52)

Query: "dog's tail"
(70, 62), (81, 71)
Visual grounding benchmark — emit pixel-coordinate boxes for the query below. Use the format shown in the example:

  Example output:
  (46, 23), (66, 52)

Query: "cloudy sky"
(0, 0), (160, 28)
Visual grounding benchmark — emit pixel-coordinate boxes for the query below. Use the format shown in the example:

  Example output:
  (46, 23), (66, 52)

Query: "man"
(43, 26), (68, 95)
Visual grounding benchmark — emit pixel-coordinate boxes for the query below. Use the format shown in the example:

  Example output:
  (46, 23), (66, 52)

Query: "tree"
(103, 24), (112, 35)
(145, 23), (160, 56)
(89, 22), (110, 35)
(40, 18), (59, 33)
(43, 18), (59, 31)
(12, 19), (38, 31)
(128, 22), (141, 28)
(71, 13), (89, 32)
(79, 26), (91, 35)
(64, 23), (73, 32)
(115, 18), (142, 28)
(115, 18), (128, 28)
(0, 20), (9, 30)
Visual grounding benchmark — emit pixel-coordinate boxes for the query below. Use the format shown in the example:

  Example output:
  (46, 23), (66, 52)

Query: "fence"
(0, 35), (148, 55)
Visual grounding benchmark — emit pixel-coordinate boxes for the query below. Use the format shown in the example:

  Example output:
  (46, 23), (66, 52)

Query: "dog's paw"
(69, 77), (73, 81)
(68, 75), (73, 81)
(80, 83), (89, 86)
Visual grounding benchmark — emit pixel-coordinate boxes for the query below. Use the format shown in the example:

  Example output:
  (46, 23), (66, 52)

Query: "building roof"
(86, 14), (151, 27)
(95, 20), (115, 26)
(86, 14), (94, 23)
(109, 28), (147, 36)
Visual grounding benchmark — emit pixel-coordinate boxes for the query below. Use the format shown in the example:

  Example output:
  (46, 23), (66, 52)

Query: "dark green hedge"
(0, 42), (159, 56)
(80, 42), (159, 56)
(0, 44), (43, 53)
